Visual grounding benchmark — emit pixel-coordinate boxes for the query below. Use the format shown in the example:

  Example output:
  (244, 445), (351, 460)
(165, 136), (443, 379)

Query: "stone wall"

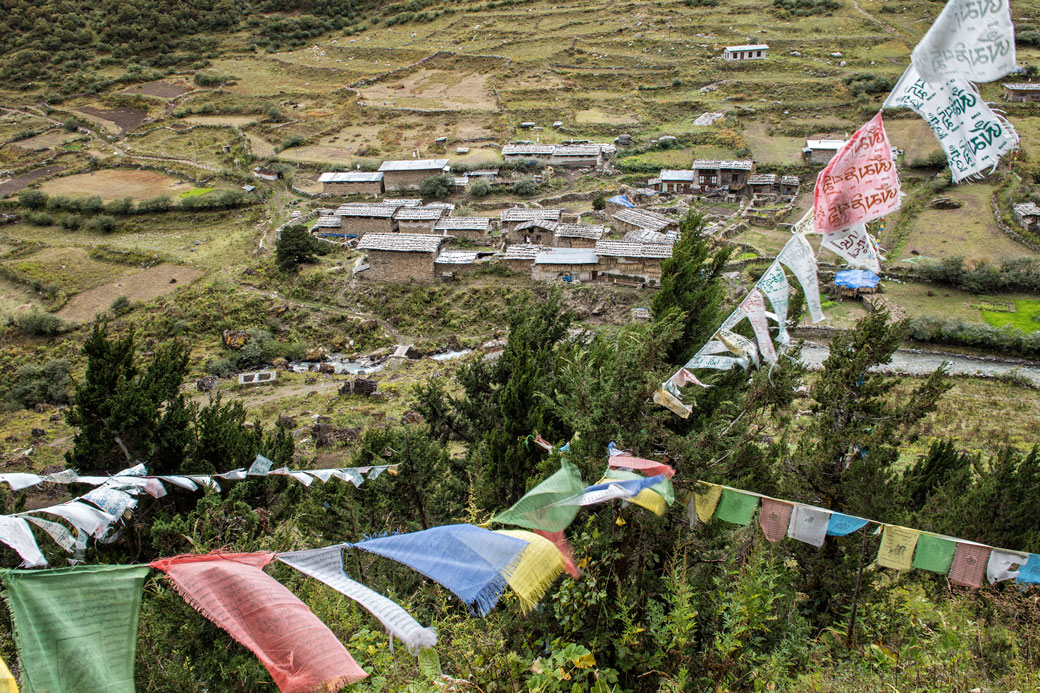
(383, 169), (439, 191)
(364, 250), (435, 282)
(323, 180), (384, 196)
(397, 218), (439, 234)
(341, 216), (396, 235)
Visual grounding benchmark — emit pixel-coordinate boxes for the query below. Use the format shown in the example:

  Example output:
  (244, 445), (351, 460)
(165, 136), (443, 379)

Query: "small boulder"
(30, 428), (46, 438)
(271, 357), (289, 370)
(278, 413), (297, 429)
(222, 329), (249, 350)
(318, 363), (336, 374)
(196, 376), (219, 392)
(312, 423), (361, 447)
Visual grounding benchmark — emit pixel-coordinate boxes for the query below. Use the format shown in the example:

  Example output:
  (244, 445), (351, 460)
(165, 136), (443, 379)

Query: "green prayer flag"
(714, 488), (759, 526)
(1, 564), (150, 692)
(603, 469), (675, 505)
(913, 533), (957, 574)
(493, 460), (586, 532)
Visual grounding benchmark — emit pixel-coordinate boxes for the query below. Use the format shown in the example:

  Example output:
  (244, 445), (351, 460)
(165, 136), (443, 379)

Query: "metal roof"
(318, 171), (384, 182)
(502, 144), (555, 155)
(313, 216), (343, 228)
(595, 240), (673, 259)
(382, 198), (422, 207)
(358, 233), (448, 252)
(612, 207), (674, 232)
(394, 207), (445, 220)
(805, 139), (847, 150)
(434, 217), (492, 231)
(425, 202), (455, 210)
(660, 169), (696, 182)
(378, 159), (450, 171)
(1003, 83), (1040, 90)
(535, 248), (599, 265)
(502, 244), (543, 260)
(725, 44), (769, 51)
(552, 144), (603, 157)
(436, 251), (480, 265)
(692, 159), (755, 171)
(335, 204), (397, 218)
(748, 173), (778, 185)
(501, 208), (562, 222)
(554, 223), (607, 240)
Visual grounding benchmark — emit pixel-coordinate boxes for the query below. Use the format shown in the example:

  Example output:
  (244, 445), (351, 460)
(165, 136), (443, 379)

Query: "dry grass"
(39, 170), (197, 201)
(56, 264), (204, 322)
(361, 69), (498, 111)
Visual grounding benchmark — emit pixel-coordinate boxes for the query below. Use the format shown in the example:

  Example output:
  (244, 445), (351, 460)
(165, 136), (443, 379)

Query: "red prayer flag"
(607, 455), (675, 479)
(152, 552), (367, 692)
(813, 111), (900, 234)
(758, 498), (794, 543)
(533, 530), (580, 579)
(949, 542), (991, 589)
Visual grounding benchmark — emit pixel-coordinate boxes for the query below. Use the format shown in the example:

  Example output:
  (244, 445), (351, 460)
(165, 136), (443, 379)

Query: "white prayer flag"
(778, 233), (825, 323)
(911, 0), (1017, 84)
(739, 290), (777, 364)
(787, 504), (831, 548)
(0, 516), (47, 567)
(756, 262), (791, 346)
(820, 224), (882, 273)
(987, 548), (1028, 583)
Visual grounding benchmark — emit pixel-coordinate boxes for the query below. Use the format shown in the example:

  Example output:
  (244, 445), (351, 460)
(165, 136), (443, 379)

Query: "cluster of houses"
(314, 197), (682, 286)
(651, 159), (799, 200)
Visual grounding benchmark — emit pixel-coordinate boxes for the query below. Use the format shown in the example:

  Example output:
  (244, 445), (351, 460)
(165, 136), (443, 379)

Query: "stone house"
(394, 206), (446, 233)
(1013, 202), (1040, 233)
(500, 208), (562, 234)
(1003, 83), (1040, 102)
(656, 169), (697, 194)
(511, 219), (558, 245)
(747, 173), (778, 196)
(622, 229), (672, 245)
(433, 216), (493, 241)
(549, 144), (605, 168)
(334, 204), (398, 234)
(723, 44), (768, 61)
(501, 244), (542, 274)
(594, 240), (673, 285)
(435, 251), (486, 278)
(553, 223), (607, 248)
(317, 171), (385, 196)
(691, 159), (755, 193)
(780, 175), (800, 196)
(311, 215), (344, 237)
(532, 248), (600, 282)
(802, 139), (846, 164)
(501, 144), (555, 162)
(611, 207), (677, 235)
(357, 233), (451, 282)
(378, 159), (451, 191)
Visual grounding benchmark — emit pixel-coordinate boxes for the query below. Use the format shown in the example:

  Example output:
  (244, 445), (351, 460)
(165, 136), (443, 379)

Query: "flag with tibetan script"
(718, 330), (759, 368)
(493, 461), (586, 533)
(820, 224), (882, 273)
(777, 232), (825, 323)
(755, 261), (791, 346)
(759, 498), (794, 543)
(913, 533), (957, 574)
(910, 0), (1017, 84)
(352, 524), (528, 616)
(1, 564), (150, 693)
(884, 63), (1018, 183)
(0, 516), (46, 567)
(986, 548), (1028, 584)
(277, 546), (437, 654)
(813, 112), (901, 234)
(949, 542), (991, 588)
(825, 512), (869, 536)
(493, 530), (566, 613)
(606, 448), (675, 478)
(152, 552), (367, 691)
(653, 386), (692, 418)
(876, 525), (920, 571)
(691, 483), (723, 525)
(787, 504), (830, 548)
(739, 289), (777, 363)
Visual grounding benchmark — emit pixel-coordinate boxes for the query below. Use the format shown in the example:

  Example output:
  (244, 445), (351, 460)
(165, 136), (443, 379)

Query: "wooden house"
(532, 248), (599, 282)
(691, 159), (755, 193)
(656, 169), (697, 194)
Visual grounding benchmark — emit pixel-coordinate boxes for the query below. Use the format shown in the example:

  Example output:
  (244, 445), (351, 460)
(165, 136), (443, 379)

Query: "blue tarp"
(608, 194), (635, 208)
(835, 269), (880, 289)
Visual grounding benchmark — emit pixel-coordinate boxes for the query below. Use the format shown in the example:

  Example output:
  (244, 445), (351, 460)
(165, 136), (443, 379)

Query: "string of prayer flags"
(1017, 555), (1040, 584)
(718, 329), (759, 368)
(600, 469), (674, 511)
(249, 454), (274, 475)
(910, 0), (1016, 84)
(493, 530), (566, 613)
(0, 517), (46, 568)
(653, 386), (693, 418)
(949, 542), (991, 588)
(986, 549), (1028, 584)
(759, 498), (794, 543)
(884, 63), (1018, 183)
(714, 488), (759, 526)
(0, 657), (14, 693)
(493, 461), (585, 533)
(787, 504), (831, 548)
(30, 502), (117, 539)
(813, 112), (901, 235)
(825, 512), (869, 537)
(152, 553), (368, 691)
(577, 475), (666, 507)
(533, 530), (580, 580)
(755, 262), (791, 347)
(277, 546), (437, 654)
(352, 525), (528, 617)
(877, 525), (921, 571)
(913, 533), (957, 574)
(739, 290), (777, 364)
(691, 483), (723, 524)
(820, 223), (882, 273)
(1, 564), (150, 692)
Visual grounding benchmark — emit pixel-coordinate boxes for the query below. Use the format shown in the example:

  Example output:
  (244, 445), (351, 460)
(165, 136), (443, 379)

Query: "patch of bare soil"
(57, 264), (204, 322)
(73, 106), (149, 134)
(121, 80), (193, 99)
(0, 165), (65, 196)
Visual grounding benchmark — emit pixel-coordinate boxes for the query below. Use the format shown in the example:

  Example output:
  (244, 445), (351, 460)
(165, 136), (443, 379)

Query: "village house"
(435, 251), (487, 279)
(394, 206), (447, 233)
(382, 198), (422, 207)
(622, 229), (673, 245)
(253, 167), (279, 181)
(549, 144), (607, 168)
(317, 171), (385, 196)
(434, 216), (493, 240)
(378, 159), (451, 191)
(532, 248), (600, 282)
(501, 244), (542, 274)
(691, 159), (756, 193)
(467, 169), (499, 181)
(747, 173), (778, 196)
(311, 215), (343, 237)
(780, 175), (801, 196)
(501, 144), (556, 162)
(500, 208), (563, 234)
(802, 139), (846, 164)
(611, 207), (678, 235)
(723, 44), (768, 61)
(1003, 83), (1040, 102)
(553, 223), (607, 248)
(656, 170), (697, 194)
(1013, 202), (1040, 233)
(594, 240), (673, 285)
(511, 219), (558, 245)
(357, 233), (451, 282)
(334, 203), (399, 235)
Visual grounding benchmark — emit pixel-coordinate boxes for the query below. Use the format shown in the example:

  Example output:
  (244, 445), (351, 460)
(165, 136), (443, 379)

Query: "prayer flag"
(152, 553), (367, 691)
(493, 461), (586, 532)
(24, 516), (76, 554)
(352, 524), (528, 616)
(653, 386), (692, 418)
(821, 224), (882, 273)
(607, 453), (675, 479)
(0, 656), (14, 693)
(777, 233), (825, 323)
(986, 548), (1028, 584)
(1016, 554), (1040, 585)
(577, 475), (665, 506)
(31, 502), (116, 539)
(718, 330), (759, 369)
(600, 469), (673, 513)
(912, 533), (957, 574)
(813, 112), (901, 234)
(877, 525), (920, 571)
(249, 454), (274, 475)
(494, 530), (565, 613)
(670, 368), (708, 389)
(1, 564), (150, 693)
(739, 290), (777, 363)
(755, 261), (791, 346)
(693, 483), (723, 524)
(0, 516), (46, 568)
(758, 498), (794, 543)
(533, 530), (580, 579)
(825, 513), (869, 536)
(949, 542), (991, 588)
(277, 546), (437, 654)
(787, 505), (831, 548)
(910, 0), (1017, 84)
(714, 488), (759, 526)
(0, 474), (42, 491)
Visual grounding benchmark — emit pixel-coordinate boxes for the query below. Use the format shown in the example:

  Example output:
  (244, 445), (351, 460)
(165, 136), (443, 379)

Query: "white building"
(723, 44), (768, 61)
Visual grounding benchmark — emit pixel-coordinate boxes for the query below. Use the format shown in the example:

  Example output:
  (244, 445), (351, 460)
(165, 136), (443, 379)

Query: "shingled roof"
(595, 240), (673, 259)
(358, 233), (448, 253)
(501, 208), (562, 222)
(334, 204), (398, 218)
(434, 217), (492, 231)
(554, 223), (607, 240)
(612, 207), (674, 233)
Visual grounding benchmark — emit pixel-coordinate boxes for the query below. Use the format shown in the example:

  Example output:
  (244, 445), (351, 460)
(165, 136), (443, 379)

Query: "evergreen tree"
(275, 224), (328, 272)
(651, 212), (732, 365)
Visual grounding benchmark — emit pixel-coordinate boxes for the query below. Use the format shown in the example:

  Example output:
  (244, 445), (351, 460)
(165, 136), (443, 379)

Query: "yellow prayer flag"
(653, 387), (692, 418)
(877, 525), (920, 571)
(0, 655), (17, 693)
(493, 530), (565, 613)
(694, 483), (723, 524)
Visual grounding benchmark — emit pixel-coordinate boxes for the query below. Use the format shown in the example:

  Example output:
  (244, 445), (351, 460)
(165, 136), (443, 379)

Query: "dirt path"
(846, 0), (910, 37)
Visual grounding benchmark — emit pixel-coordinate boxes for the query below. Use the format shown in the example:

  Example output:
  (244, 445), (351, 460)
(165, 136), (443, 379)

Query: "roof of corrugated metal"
(595, 240), (673, 259)
(318, 171), (384, 182)
(535, 248), (599, 265)
(378, 159), (451, 171)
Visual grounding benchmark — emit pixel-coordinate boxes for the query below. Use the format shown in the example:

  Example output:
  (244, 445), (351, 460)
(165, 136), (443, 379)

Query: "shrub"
(63, 118), (80, 132)
(59, 214), (82, 231)
(419, 174), (455, 200)
(138, 196), (171, 213)
(513, 177), (538, 196)
(909, 149), (948, 169)
(80, 195), (104, 214)
(86, 215), (116, 233)
(278, 135), (305, 151)
(111, 295), (132, 315)
(193, 71), (229, 87)
(467, 179), (492, 197)
(25, 212), (54, 226)
(205, 357), (236, 377)
(592, 194), (606, 211)
(263, 101), (287, 122)
(843, 72), (897, 96)
(13, 310), (68, 336)
(9, 359), (71, 409)
(19, 189), (48, 210)
(685, 0), (719, 6)
(773, 0), (838, 15)
(105, 197), (134, 215)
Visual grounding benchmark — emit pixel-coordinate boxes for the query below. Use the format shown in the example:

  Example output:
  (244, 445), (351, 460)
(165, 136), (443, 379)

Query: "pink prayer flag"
(949, 543), (991, 589)
(534, 530), (580, 579)
(671, 368), (708, 389)
(758, 498), (794, 543)
(152, 552), (367, 692)
(607, 455), (676, 479)
(813, 112), (900, 234)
